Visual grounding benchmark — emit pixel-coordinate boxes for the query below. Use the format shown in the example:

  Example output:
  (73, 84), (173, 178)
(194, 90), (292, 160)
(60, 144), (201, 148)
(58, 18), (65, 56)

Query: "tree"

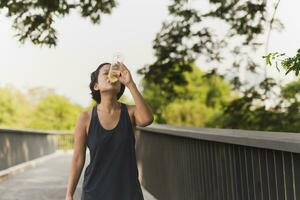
(0, 85), (30, 127)
(137, 0), (280, 102)
(142, 63), (232, 126)
(208, 77), (300, 133)
(264, 49), (300, 76)
(0, 0), (118, 47)
(28, 94), (83, 130)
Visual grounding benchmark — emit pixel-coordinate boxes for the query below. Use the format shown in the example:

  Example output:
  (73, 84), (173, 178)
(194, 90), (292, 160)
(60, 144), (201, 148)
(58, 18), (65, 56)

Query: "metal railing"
(2, 124), (300, 200)
(0, 127), (73, 171)
(135, 124), (300, 200)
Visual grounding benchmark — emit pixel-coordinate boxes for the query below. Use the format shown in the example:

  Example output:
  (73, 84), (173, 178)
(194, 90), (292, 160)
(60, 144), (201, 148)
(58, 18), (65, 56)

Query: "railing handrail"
(136, 124), (300, 153)
(2, 124), (300, 153)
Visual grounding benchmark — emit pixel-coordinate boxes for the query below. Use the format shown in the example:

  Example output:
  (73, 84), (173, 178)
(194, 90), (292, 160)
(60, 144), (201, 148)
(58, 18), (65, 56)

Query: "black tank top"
(81, 102), (144, 200)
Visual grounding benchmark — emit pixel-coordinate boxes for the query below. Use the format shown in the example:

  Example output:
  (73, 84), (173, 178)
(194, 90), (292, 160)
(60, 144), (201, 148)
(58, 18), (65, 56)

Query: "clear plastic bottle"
(108, 52), (124, 83)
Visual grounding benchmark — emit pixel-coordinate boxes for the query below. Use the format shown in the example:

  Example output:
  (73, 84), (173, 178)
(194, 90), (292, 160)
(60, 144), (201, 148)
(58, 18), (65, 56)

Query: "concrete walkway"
(0, 150), (157, 200)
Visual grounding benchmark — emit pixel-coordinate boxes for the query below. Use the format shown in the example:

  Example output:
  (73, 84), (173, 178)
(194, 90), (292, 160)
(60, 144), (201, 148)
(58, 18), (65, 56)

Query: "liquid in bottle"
(108, 53), (123, 83)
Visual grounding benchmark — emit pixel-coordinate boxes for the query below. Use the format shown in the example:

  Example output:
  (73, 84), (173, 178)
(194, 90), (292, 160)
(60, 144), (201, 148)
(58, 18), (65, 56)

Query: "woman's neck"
(98, 95), (120, 113)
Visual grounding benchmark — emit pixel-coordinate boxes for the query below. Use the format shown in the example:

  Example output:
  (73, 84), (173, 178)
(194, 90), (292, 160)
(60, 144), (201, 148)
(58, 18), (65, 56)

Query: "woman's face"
(94, 64), (121, 95)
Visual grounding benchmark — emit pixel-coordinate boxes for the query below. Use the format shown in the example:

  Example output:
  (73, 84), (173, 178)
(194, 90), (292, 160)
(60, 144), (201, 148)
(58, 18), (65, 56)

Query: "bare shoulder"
(77, 110), (90, 124)
(77, 109), (93, 136)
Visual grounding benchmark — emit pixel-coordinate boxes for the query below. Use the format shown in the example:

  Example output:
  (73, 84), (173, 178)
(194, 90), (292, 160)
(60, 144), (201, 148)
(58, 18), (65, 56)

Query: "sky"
(0, 0), (299, 107)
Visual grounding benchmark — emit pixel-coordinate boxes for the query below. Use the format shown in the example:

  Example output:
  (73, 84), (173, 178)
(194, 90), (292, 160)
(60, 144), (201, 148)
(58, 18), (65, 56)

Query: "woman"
(65, 62), (154, 200)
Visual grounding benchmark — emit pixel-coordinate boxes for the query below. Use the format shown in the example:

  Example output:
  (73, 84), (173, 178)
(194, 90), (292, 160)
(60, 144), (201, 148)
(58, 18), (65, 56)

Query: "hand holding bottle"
(117, 62), (134, 87)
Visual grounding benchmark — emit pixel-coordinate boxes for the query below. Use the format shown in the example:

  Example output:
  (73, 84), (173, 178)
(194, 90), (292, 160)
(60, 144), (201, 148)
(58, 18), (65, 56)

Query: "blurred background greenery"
(1, 0), (300, 134)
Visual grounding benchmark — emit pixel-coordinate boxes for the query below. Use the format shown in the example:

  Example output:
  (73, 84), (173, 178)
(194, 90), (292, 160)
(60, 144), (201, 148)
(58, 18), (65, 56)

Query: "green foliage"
(281, 80), (300, 101)
(0, 87), (18, 125)
(29, 94), (83, 130)
(139, 0), (298, 132)
(264, 49), (300, 76)
(263, 52), (286, 72)
(3, 0), (300, 133)
(0, 85), (85, 130)
(142, 64), (232, 126)
(0, 86), (31, 127)
(162, 100), (217, 127)
(140, 78), (168, 124)
(282, 49), (300, 76)
(138, 0), (275, 101)
(0, 0), (118, 47)
(207, 77), (300, 133)
(0, 84), (133, 130)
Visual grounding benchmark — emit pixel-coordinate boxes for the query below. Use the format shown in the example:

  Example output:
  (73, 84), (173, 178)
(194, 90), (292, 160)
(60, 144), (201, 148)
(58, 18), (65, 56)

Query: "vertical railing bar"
(251, 148), (257, 200)
(206, 141), (212, 200)
(183, 138), (188, 200)
(200, 140), (207, 199)
(191, 139), (196, 200)
(282, 151), (287, 200)
(233, 145), (238, 200)
(220, 144), (225, 200)
(229, 144), (235, 200)
(224, 143), (229, 200)
(195, 140), (201, 199)
(291, 152), (297, 200)
(186, 138), (190, 200)
(215, 142), (221, 200)
(273, 150), (279, 200)
(238, 146), (244, 199)
(210, 142), (216, 200)
(266, 150), (271, 200)
(233, 145), (238, 198)
(245, 147), (250, 200)
(199, 141), (205, 199)
(258, 149), (264, 200)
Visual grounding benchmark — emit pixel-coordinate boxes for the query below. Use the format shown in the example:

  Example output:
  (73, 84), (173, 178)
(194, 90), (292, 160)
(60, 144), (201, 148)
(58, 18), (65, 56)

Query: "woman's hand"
(117, 62), (134, 87)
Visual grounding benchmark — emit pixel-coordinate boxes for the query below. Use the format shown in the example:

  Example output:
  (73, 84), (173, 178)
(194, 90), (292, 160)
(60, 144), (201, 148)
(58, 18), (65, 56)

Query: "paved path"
(0, 151), (157, 200)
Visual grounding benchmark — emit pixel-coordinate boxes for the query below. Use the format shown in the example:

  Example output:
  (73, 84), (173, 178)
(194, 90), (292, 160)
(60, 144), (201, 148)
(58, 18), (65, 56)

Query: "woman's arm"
(65, 111), (89, 200)
(127, 82), (154, 127)
(117, 62), (154, 127)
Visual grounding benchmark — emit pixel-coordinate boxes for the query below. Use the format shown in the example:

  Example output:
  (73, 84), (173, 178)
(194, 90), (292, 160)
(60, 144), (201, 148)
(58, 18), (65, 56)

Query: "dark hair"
(89, 62), (125, 104)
